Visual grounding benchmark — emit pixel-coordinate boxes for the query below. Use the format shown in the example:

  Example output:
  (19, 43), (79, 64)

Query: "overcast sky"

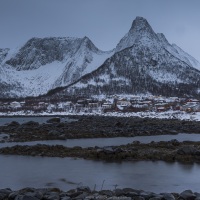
(0, 0), (200, 61)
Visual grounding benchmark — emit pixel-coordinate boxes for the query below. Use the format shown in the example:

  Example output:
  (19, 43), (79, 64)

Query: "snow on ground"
(148, 70), (184, 84)
(5, 61), (67, 96)
(171, 44), (200, 71)
(0, 110), (200, 121)
(82, 51), (113, 75)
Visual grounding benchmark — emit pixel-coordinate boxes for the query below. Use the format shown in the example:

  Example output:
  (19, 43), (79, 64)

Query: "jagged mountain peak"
(130, 16), (154, 34)
(56, 17), (200, 98)
(79, 36), (100, 53)
(0, 35), (113, 97)
(1, 16), (200, 98)
(61, 39), (200, 98)
(82, 36), (94, 45)
(4, 36), (103, 71)
(116, 16), (159, 52)
(82, 36), (90, 42)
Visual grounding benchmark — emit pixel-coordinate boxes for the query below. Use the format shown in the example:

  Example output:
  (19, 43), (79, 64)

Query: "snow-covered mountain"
(157, 33), (200, 71)
(55, 17), (200, 98)
(115, 17), (200, 71)
(1, 16), (200, 98)
(116, 17), (160, 52)
(0, 37), (113, 97)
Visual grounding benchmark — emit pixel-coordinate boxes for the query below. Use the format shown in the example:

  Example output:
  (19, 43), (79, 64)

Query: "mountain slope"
(1, 16), (200, 98)
(58, 45), (200, 97)
(0, 37), (113, 97)
(54, 17), (200, 98)
(157, 33), (200, 71)
(116, 17), (160, 52)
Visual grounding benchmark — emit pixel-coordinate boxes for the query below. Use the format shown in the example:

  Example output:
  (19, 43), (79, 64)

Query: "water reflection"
(1, 155), (200, 193)
(178, 163), (195, 171)
(1, 133), (200, 148)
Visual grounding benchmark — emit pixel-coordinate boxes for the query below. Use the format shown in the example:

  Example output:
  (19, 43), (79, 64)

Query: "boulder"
(133, 197), (145, 200)
(194, 192), (200, 198)
(107, 197), (131, 200)
(77, 186), (91, 193)
(149, 197), (162, 200)
(48, 130), (61, 136)
(20, 195), (39, 200)
(122, 188), (141, 195)
(47, 118), (61, 123)
(0, 193), (8, 200)
(114, 121), (124, 127)
(8, 121), (20, 126)
(8, 191), (18, 199)
(171, 139), (180, 146)
(60, 197), (71, 200)
(177, 146), (198, 155)
(22, 121), (39, 126)
(99, 190), (113, 197)
(74, 192), (88, 199)
(179, 190), (196, 200)
(161, 193), (175, 200)
(66, 190), (83, 198)
(140, 191), (155, 199)
(114, 189), (125, 196)
(102, 147), (115, 155)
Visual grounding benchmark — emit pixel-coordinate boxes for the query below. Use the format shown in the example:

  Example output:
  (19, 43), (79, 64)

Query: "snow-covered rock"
(116, 17), (160, 52)
(0, 37), (112, 97)
(1, 16), (200, 98)
(157, 33), (200, 71)
(59, 17), (200, 98)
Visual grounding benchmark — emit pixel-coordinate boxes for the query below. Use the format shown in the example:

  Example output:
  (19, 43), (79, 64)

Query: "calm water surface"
(0, 155), (200, 193)
(1, 117), (200, 192)
(0, 133), (200, 148)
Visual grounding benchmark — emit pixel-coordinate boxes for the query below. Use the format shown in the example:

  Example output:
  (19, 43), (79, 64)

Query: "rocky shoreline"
(1, 140), (200, 163)
(1, 115), (200, 163)
(1, 116), (200, 199)
(1, 116), (200, 142)
(0, 186), (200, 200)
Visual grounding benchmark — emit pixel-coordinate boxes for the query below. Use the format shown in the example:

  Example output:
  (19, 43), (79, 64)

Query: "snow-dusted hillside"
(0, 37), (113, 97)
(171, 44), (200, 70)
(58, 17), (200, 98)
(116, 17), (160, 52)
(157, 33), (200, 71)
(1, 16), (200, 98)
(116, 17), (200, 71)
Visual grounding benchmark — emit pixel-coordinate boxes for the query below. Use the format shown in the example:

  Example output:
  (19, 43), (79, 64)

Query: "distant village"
(0, 95), (200, 114)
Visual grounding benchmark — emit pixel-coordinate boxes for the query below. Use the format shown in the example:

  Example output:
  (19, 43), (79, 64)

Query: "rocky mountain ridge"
(54, 17), (200, 98)
(0, 37), (112, 97)
(1, 16), (200, 98)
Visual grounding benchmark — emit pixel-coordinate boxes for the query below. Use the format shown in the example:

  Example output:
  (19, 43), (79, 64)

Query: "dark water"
(0, 133), (200, 148)
(0, 116), (200, 193)
(0, 155), (199, 193)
